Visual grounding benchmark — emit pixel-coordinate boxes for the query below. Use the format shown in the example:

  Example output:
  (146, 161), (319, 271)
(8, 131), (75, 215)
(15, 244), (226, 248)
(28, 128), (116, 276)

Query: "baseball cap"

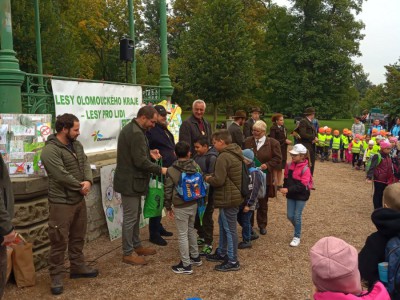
(154, 105), (170, 116)
(289, 144), (307, 155)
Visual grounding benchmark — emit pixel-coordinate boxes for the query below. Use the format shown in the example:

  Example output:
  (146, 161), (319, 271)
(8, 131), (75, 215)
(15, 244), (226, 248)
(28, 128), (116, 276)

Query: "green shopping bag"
(143, 161), (164, 218)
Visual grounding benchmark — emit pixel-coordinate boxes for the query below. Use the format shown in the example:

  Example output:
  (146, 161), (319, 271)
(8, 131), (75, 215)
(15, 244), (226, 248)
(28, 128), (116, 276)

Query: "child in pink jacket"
(310, 236), (389, 300)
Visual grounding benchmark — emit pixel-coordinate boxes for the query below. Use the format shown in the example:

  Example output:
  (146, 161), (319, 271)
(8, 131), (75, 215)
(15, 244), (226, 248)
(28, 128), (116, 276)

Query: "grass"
(181, 111), (354, 136)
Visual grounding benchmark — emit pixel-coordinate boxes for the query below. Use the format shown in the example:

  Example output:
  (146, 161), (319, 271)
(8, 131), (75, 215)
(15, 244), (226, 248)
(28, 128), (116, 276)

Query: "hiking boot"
(259, 228), (267, 235)
(190, 256), (203, 267)
(214, 261), (240, 272)
(250, 231), (259, 241)
(290, 237), (301, 247)
(171, 261), (193, 275)
(149, 236), (168, 246)
(199, 244), (213, 256)
(50, 274), (64, 295)
(159, 228), (173, 237)
(238, 241), (252, 249)
(135, 246), (156, 256)
(197, 237), (205, 246)
(206, 252), (228, 263)
(122, 254), (147, 265)
(70, 265), (99, 279)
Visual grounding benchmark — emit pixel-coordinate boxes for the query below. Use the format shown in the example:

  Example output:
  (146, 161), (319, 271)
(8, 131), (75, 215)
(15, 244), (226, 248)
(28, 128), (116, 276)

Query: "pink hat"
(380, 141), (392, 149)
(390, 137), (398, 143)
(355, 134), (361, 139)
(310, 237), (362, 294)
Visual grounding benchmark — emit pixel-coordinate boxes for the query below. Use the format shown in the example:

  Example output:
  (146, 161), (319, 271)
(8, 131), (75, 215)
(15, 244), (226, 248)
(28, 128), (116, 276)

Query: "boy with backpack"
(193, 136), (218, 255)
(359, 183), (400, 296)
(164, 141), (205, 275)
(237, 149), (265, 249)
(205, 130), (244, 272)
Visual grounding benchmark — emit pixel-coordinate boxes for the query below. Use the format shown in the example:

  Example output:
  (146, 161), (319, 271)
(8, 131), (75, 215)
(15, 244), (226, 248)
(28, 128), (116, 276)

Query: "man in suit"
(228, 110), (246, 148)
(179, 99), (212, 155)
(146, 105), (175, 246)
(243, 107), (262, 138)
(297, 107), (318, 175)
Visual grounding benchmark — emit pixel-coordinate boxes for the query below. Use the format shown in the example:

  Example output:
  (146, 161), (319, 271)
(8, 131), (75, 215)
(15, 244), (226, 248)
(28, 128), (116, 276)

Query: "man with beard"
(146, 105), (176, 246)
(297, 107), (318, 175)
(228, 110), (247, 148)
(243, 107), (262, 138)
(41, 114), (97, 295)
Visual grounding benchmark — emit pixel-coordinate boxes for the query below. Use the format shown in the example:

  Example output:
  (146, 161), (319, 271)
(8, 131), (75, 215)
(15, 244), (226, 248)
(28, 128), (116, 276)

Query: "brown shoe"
(135, 246), (156, 256)
(122, 254), (148, 265)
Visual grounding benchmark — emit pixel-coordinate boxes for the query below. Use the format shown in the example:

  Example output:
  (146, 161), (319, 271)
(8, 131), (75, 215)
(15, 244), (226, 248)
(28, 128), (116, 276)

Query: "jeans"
(216, 207), (239, 263)
(286, 198), (307, 238)
(237, 209), (253, 242)
(174, 204), (198, 267)
(121, 194), (142, 256)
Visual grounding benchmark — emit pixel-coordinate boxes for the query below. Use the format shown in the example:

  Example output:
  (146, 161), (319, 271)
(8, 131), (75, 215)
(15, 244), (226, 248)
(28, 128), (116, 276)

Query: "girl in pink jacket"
(310, 236), (390, 300)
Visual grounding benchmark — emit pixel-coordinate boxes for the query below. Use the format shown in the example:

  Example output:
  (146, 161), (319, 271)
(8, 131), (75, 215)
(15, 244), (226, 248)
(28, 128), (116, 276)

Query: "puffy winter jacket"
(313, 282), (389, 300)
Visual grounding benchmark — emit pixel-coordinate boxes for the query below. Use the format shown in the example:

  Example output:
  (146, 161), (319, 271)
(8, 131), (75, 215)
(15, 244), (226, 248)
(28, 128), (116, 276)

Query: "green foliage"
(179, 0), (255, 127)
(382, 60), (400, 117)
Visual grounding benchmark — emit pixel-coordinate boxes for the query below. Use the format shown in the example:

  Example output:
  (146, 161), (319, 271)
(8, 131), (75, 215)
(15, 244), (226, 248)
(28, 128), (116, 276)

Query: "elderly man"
(243, 107), (262, 138)
(179, 99), (212, 154)
(146, 105), (176, 246)
(41, 113), (97, 295)
(114, 106), (167, 266)
(297, 107), (318, 175)
(228, 110), (246, 148)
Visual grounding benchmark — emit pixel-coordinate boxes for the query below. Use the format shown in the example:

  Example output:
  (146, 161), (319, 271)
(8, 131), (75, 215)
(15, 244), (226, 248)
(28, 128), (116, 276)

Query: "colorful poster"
(52, 79), (142, 153)
(156, 100), (182, 142)
(10, 125), (35, 136)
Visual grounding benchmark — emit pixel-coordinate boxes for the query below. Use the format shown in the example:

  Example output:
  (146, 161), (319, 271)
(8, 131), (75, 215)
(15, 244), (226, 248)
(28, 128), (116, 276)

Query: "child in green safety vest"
(363, 140), (378, 171)
(317, 127), (326, 162)
(340, 128), (349, 162)
(330, 130), (342, 163)
(348, 134), (363, 170)
(324, 128), (333, 161)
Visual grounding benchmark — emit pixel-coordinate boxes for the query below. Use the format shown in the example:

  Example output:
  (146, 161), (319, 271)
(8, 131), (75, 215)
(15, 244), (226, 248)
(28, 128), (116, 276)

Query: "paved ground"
(4, 160), (375, 300)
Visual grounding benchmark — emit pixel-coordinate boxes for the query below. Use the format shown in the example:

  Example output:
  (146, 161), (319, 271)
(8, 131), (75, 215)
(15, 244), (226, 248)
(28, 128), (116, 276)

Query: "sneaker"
(197, 237), (205, 246)
(190, 256), (203, 267)
(199, 244), (213, 256)
(214, 261), (240, 272)
(171, 261), (193, 275)
(290, 237), (301, 247)
(238, 241), (252, 249)
(206, 252), (228, 263)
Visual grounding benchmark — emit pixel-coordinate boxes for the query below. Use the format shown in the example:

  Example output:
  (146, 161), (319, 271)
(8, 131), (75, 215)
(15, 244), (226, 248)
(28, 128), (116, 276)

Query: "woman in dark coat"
(269, 113), (292, 187)
(244, 120), (282, 235)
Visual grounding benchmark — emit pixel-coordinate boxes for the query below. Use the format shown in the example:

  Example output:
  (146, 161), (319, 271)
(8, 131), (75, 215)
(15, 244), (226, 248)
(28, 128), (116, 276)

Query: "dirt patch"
(4, 160), (375, 300)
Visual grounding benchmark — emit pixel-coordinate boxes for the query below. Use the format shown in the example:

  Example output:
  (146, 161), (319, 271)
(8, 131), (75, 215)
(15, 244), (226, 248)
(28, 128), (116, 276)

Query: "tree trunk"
(213, 102), (218, 132)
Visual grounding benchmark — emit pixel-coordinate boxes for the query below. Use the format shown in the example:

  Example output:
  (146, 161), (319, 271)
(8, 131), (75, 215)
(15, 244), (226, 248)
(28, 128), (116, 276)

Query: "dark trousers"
(373, 181), (388, 209)
(48, 200), (87, 276)
(340, 148), (345, 161)
(302, 142), (316, 175)
(0, 245), (6, 299)
(316, 146), (324, 159)
(352, 153), (360, 167)
(251, 193), (269, 229)
(194, 190), (214, 245)
(149, 216), (166, 239)
(237, 209), (253, 242)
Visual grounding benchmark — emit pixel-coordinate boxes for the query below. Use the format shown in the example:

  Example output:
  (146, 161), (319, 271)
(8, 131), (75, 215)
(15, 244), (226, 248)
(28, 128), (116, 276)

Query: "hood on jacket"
(372, 208), (400, 238)
(172, 159), (199, 174)
(220, 144), (244, 161)
(204, 147), (218, 158)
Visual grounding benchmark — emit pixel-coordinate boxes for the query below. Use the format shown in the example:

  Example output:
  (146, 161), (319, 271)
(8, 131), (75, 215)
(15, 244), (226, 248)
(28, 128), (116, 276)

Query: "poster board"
(52, 80), (142, 153)
(100, 164), (149, 241)
(156, 100), (182, 142)
(0, 114), (52, 177)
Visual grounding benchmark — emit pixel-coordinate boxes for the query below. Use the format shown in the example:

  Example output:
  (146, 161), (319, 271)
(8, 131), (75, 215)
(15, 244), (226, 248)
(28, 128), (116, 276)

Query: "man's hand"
(2, 230), (16, 246)
(161, 167), (168, 175)
(313, 137), (319, 143)
(260, 164), (268, 171)
(150, 149), (162, 160)
(285, 139), (292, 145)
(167, 209), (174, 220)
(80, 181), (92, 196)
(205, 175), (212, 182)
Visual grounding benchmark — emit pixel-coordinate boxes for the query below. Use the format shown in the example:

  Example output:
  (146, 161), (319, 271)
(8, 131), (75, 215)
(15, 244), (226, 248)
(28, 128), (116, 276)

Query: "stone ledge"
(13, 197), (49, 227)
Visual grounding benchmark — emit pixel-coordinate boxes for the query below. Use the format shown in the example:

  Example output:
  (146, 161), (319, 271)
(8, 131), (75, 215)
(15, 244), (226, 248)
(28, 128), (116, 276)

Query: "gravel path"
(5, 160), (376, 300)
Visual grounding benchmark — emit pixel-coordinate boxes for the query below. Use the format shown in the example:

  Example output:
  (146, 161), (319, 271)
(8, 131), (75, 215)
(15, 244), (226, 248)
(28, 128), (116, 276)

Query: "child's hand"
(280, 188), (288, 195)
(366, 179), (372, 184)
(167, 209), (174, 220)
(243, 205), (250, 213)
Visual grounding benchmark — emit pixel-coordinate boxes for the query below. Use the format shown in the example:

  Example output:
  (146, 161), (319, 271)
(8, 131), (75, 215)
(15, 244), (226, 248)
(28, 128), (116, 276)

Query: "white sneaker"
(290, 237), (301, 247)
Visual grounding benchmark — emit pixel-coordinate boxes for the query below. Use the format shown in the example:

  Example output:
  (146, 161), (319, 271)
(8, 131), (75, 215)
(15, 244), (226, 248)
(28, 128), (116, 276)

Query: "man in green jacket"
(41, 114), (97, 295)
(0, 154), (16, 298)
(114, 106), (167, 266)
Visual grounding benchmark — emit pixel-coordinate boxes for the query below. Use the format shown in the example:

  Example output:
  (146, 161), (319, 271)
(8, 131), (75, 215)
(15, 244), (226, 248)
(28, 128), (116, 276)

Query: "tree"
(179, 0), (255, 128)
(382, 59), (400, 117)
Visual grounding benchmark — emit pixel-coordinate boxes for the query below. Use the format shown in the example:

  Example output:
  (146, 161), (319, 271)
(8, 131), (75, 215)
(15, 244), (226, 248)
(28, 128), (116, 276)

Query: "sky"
(273, 0), (400, 85)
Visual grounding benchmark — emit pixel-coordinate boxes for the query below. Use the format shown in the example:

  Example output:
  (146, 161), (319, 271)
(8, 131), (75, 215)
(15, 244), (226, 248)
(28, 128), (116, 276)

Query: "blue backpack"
(249, 167), (266, 199)
(175, 169), (207, 202)
(385, 235), (400, 298)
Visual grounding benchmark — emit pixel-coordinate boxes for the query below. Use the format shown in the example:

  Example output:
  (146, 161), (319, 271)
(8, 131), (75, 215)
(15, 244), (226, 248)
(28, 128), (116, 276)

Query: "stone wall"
(11, 150), (116, 270)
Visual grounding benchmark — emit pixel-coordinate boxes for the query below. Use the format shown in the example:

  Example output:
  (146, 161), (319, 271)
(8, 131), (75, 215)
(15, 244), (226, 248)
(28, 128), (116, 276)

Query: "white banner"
(51, 79), (142, 153)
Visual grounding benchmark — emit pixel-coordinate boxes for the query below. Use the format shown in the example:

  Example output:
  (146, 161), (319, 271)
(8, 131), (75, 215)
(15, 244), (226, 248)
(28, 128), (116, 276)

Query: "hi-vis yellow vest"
(325, 134), (333, 146)
(331, 136), (341, 150)
(351, 141), (362, 154)
(341, 135), (349, 149)
(317, 133), (326, 147)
